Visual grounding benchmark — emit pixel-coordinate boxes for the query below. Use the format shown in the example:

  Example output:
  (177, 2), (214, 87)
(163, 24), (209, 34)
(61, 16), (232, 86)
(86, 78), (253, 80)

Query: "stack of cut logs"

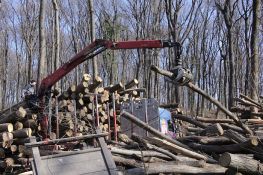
(0, 73), (142, 174)
(54, 74), (140, 138)
(111, 108), (263, 175)
(0, 105), (35, 173)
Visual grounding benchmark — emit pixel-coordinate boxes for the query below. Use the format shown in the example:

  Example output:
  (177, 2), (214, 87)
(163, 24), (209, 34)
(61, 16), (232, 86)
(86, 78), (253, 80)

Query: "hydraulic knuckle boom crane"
(37, 39), (190, 138)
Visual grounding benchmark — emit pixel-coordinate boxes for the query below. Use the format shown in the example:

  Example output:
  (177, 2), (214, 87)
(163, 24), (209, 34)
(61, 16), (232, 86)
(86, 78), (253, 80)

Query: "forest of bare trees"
(0, 0), (262, 115)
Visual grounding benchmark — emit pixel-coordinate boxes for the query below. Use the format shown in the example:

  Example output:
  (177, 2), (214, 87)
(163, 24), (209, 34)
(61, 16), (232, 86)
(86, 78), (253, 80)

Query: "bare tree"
(216, 0), (237, 109)
(37, 0), (47, 89)
(52, 0), (60, 88)
(250, 0), (261, 113)
(88, 0), (98, 79)
(1, 30), (8, 110)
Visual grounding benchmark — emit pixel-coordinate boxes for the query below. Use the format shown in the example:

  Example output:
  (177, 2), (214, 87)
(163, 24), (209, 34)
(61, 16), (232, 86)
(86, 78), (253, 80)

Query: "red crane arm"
(38, 39), (179, 96)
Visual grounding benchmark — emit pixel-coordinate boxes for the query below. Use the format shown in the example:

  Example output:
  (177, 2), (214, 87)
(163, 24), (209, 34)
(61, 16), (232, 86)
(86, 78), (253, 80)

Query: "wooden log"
(141, 157), (168, 163)
(65, 129), (73, 137)
(67, 85), (77, 94)
(18, 145), (32, 157)
(234, 97), (261, 109)
(96, 87), (104, 94)
(87, 103), (93, 110)
(224, 130), (263, 160)
(0, 101), (26, 116)
(23, 119), (38, 129)
(150, 65), (254, 135)
(119, 88), (145, 97)
(0, 108), (28, 124)
(240, 93), (262, 108)
(221, 123), (245, 134)
(113, 155), (142, 168)
(77, 98), (84, 107)
(82, 73), (91, 82)
(188, 137), (259, 154)
(121, 111), (190, 149)
(100, 90), (109, 103)
(67, 103), (74, 112)
(198, 116), (263, 124)
(224, 129), (247, 143)
(0, 148), (5, 158)
(219, 153), (263, 175)
(58, 100), (67, 108)
(224, 168), (243, 175)
(131, 133), (178, 161)
(16, 107), (27, 118)
(10, 145), (18, 153)
(58, 91), (70, 100)
(12, 128), (32, 138)
(178, 136), (233, 145)
(5, 157), (14, 167)
(111, 147), (172, 160)
(118, 90), (137, 97)
(79, 109), (86, 118)
(52, 88), (61, 97)
(0, 123), (13, 132)
(185, 126), (204, 133)
(86, 114), (93, 121)
(105, 83), (124, 93)
(1, 132), (13, 142)
(173, 114), (207, 128)
(30, 113), (38, 120)
(6, 138), (30, 145)
(76, 81), (89, 94)
(14, 122), (23, 130)
(89, 76), (102, 92)
(145, 137), (208, 160)
(199, 123), (224, 136)
(124, 79), (139, 89)
(196, 117), (234, 124)
(124, 162), (226, 174)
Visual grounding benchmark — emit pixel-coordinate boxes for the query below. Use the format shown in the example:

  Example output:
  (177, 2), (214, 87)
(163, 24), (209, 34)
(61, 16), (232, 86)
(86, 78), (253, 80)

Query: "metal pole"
(25, 133), (109, 147)
(92, 98), (95, 127)
(112, 93), (117, 142)
(130, 96), (134, 135)
(95, 94), (99, 127)
(73, 100), (77, 136)
(107, 102), (111, 140)
(48, 97), (52, 136)
(144, 99), (148, 136)
(55, 97), (59, 138)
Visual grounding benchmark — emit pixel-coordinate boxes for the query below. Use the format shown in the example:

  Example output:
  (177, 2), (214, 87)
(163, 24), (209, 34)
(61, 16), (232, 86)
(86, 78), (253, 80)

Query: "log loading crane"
(26, 39), (192, 175)
(37, 39), (185, 138)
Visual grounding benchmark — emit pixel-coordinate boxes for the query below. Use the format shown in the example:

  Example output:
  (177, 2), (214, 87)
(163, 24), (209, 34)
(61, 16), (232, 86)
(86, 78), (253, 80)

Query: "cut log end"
(219, 153), (231, 167)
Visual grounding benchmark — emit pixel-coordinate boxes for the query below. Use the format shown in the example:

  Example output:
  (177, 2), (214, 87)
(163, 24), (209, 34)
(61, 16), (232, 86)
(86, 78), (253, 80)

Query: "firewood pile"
(0, 73), (141, 174)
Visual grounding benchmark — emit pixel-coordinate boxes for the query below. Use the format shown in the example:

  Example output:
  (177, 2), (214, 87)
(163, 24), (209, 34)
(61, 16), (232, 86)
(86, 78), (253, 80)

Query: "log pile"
(107, 110), (263, 174)
(1, 70), (263, 174)
(0, 106), (33, 173)
(0, 73), (142, 174)
(171, 113), (263, 174)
